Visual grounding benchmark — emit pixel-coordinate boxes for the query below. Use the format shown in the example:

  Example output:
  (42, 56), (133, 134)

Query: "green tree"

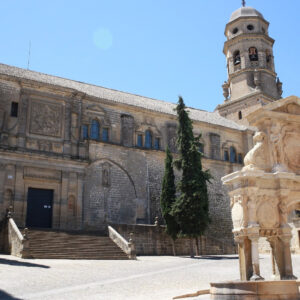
(172, 96), (211, 255)
(160, 146), (179, 242)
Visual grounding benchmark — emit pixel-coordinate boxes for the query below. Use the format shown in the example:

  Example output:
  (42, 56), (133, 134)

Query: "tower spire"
(242, 0), (246, 7)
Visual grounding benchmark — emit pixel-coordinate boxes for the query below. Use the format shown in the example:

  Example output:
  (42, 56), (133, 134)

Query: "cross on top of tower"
(242, 0), (246, 7)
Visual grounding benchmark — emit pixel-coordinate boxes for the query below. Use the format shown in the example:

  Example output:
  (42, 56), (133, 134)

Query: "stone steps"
(26, 229), (129, 260)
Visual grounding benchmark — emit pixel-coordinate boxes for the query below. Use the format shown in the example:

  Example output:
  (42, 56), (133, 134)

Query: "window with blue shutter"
(90, 120), (100, 140)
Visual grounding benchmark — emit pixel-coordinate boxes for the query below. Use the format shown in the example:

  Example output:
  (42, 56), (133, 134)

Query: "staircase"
(27, 229), (129, 260)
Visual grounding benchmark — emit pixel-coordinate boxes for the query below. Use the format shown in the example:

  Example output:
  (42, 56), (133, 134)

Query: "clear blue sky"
(1, 0), (299, 112)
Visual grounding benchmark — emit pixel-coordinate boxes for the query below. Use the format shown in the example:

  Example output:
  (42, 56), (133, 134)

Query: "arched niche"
(84, 159), (138, 227)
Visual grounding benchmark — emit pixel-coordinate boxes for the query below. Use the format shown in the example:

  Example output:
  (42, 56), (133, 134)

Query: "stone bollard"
(128, 232), (136, 260)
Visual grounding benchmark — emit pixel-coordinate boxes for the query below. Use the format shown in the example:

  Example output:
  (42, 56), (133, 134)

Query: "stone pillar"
(248, 234), (264, 281)
(76, 173), (84, 230)
(280, 233), (297, 280)
(17, 97), (28, 148)
(59, 171), (69, 229)
(14, 165), (25, 226)
(267, 236), (281, 280)
(63, 102), (71, 156)
(235, 236), (252, 281)
(0, 163), (6, 218)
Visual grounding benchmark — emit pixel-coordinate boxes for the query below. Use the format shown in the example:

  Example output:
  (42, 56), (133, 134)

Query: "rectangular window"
(137, 134), (143, 147)
(102, 128), (109, 142)
(154, 137), (160, 150)
(82, 125), (88, 139)
(11, 102), (18, 117)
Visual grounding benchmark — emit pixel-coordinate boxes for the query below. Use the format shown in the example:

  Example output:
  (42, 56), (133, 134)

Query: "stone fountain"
(211, 96), (300, 299)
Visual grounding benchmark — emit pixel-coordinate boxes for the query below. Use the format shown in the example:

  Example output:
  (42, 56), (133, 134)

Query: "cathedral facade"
(0, 5), (299, 250)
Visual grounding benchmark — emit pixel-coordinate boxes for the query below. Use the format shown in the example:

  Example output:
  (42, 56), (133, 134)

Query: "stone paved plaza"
(0, 254), (299, 300)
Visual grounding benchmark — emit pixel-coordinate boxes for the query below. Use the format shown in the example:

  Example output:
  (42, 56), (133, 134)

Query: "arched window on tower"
(249, 47), (258, 61)
(90, 120), (100, 140)
(145, 130), (152, 149)
(233, 50), (241, 65)
(238, 111), (242, 120)
(229, 146), (237, 163)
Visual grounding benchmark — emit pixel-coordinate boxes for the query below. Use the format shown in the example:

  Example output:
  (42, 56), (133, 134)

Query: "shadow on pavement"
(0, 257), (49, 269)
(0, 290), (22, 300)
(181, 255), (239, 260)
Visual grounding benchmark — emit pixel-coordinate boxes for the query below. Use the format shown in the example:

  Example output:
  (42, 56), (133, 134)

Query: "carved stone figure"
(243, 132), (269, 171)
(102, 163), (111, 187)
(222, 81), (229, 100)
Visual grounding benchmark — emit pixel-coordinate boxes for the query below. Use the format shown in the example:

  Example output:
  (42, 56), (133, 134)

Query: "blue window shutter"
(102, 128), (109, 141)
(82, 125), (88, 139)
(137, 134), (143, 147)
(91, 120), (100, 140)
(145, 130), (152, 149)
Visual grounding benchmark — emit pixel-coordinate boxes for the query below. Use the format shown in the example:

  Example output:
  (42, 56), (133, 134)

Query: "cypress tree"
(160, 146), (179, 241)
(172, 96), (211, 239)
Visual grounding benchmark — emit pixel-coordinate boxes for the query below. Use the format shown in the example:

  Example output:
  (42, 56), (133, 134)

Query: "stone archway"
(84, 159), (137, 229)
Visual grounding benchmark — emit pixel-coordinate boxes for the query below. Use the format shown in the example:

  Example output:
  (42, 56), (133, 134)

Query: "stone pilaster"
(14, 165), (25, 226)
(59, 171), (69, 229)
(248, 232), (264, 281)
(17, 97), (28, 148)
(63, 102), (71, 156)
(76, 173), (84, 229)
(235, 235), (252, 281)
(280, 230), (297, 280)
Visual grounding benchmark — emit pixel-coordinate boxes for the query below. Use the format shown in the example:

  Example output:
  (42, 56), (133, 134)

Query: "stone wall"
(0, 74), (249, 242)
(112, 224), (237, 256)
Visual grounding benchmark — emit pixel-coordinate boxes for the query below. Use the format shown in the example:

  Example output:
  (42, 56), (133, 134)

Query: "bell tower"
(216, 3), (283, 124)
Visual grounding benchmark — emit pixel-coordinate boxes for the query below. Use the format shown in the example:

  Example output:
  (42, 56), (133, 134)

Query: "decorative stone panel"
(29, 100), (63, 137)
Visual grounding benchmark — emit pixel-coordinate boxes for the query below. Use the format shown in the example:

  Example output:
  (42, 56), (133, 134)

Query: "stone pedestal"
(222, 97), (300, 282)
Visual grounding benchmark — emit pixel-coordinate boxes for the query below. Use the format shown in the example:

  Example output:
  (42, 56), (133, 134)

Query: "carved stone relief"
(282, 131), (300, 173)
(257, 196), (279, 228)
(29, 101), (62, 137)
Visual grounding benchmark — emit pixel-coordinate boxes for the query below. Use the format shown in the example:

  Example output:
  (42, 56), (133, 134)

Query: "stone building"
(0, 5), (299, 251)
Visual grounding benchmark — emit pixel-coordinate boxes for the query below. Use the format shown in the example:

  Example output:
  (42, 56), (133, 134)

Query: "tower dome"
(229, 6), (265, 23)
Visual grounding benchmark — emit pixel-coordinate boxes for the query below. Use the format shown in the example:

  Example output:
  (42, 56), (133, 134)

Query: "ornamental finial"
(242, 0), (246, 7)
